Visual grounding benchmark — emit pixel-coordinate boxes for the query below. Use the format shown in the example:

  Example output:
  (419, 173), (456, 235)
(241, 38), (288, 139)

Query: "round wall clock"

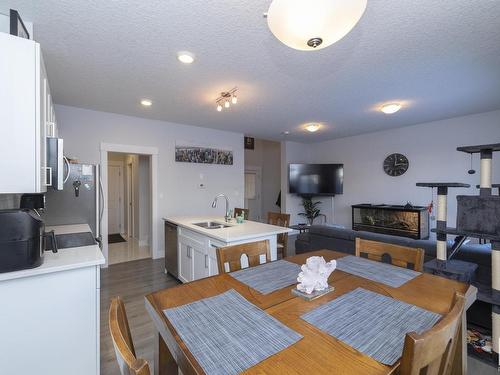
(383, 153), (409, 176)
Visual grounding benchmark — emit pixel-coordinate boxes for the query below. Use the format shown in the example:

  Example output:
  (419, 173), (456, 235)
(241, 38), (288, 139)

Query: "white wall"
(56, 105), (244, 257)
(244, 138), (281, 221)
(305, 110), (500, 236)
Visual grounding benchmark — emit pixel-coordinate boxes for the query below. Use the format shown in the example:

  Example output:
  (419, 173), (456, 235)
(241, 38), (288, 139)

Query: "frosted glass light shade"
(267, 0), (367, 51)
(381, 103), (402, 114)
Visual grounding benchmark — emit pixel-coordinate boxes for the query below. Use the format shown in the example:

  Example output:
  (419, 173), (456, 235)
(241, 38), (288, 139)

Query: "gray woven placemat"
(336, 255), (421, 288)
(229, 260), (301, 294)
(164, 289), (302, 375)
(302, 287), (441, 365)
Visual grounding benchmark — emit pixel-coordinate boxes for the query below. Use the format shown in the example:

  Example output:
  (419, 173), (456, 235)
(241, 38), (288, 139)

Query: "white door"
(108, 165), (123, 234)
(244, 168), (262, 222)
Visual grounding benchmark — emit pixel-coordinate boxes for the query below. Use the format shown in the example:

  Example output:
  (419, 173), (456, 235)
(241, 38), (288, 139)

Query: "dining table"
(145, 250), (477, 375)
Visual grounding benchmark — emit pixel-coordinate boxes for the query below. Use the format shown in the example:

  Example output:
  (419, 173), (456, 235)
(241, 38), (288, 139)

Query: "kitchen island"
(0, 224), (104, 375)
(164, 216), (291, 283)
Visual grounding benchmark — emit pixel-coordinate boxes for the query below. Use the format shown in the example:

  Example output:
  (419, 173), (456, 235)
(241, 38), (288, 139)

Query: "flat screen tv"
(289, 163), (343, 196)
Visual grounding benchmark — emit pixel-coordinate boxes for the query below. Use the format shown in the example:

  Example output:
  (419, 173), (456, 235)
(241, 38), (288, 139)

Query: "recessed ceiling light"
(381, 103), (402, 114)
(140, 99), (152, 107)
(304, 123), (321, 132)
(177, 51), (195, 64)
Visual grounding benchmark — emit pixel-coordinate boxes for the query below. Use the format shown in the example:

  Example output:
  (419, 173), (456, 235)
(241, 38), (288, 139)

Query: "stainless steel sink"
(193, 221), (230, 229)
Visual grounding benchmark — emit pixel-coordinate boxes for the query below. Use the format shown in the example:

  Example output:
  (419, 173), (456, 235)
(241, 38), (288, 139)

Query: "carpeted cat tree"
(418, 143), (500, 365)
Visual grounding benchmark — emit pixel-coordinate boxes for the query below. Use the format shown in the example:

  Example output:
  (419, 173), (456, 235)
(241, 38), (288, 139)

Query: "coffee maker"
(0, 194), (57, 273)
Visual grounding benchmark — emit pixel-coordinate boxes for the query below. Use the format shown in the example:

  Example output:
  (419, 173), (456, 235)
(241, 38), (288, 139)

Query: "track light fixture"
(215, 87), (238, 112)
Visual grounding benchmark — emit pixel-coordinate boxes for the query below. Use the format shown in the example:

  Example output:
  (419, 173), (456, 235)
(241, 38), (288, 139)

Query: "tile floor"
(108, 236), (151, 265)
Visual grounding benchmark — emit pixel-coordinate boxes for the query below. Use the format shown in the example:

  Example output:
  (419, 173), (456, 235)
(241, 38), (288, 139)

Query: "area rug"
(108, 233), (126, 244)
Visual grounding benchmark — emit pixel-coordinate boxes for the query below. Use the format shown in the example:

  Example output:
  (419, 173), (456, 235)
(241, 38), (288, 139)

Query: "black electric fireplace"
(352, 204), (430, 240)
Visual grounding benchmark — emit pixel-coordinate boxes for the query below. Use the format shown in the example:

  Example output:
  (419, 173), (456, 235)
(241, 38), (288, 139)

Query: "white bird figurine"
(297, 256), (337, 294)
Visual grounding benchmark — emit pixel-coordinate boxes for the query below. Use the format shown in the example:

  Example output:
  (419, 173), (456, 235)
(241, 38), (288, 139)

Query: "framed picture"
(10, 9), (30, 40)
(244, 136), (255, 150)
(175, 145), (233, 165)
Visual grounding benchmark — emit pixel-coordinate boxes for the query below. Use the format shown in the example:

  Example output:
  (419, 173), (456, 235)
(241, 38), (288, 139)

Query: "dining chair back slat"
(355, 237), (424, 272)
(216, 240), (271, 273)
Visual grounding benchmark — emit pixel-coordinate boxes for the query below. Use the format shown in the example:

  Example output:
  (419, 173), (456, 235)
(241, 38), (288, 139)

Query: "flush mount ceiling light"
(266, 0), (367, 51)
(177, 51), (195, 64)
(140, 99), (152, 107)
(381, 103), (402, 114)
(304, 123), (321, 132)
(215, 87), (238, 112)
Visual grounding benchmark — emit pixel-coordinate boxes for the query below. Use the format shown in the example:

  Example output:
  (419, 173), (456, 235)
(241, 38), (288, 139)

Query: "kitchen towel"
(229, 259), (301, 294)
(301, 287), (441, 365)
(336, 255), (421, 288)
(164, 289), (302, 375)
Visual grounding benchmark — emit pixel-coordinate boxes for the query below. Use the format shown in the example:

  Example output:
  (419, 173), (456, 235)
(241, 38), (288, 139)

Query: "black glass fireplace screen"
(352, 204), (429, 240)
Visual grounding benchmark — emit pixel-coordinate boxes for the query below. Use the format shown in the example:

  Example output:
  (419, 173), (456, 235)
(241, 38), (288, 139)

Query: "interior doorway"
(245, 167), (262, 221)
(126, 162), (134, 239)
(244, 138), (282, 222)
(107, 161), (124, 235)
(106, 151), (152, 265)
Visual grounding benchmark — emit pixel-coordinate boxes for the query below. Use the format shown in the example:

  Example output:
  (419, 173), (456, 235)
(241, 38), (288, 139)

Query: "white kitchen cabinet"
(172, 219), (285, 283)
(0, 239), (104, 375)
(178, 241), (193, 283)
(178, 228), (213, 282)
(207, 250), (219, 277)
(192, 245), (208, 280)
(0, 33), (56, 193)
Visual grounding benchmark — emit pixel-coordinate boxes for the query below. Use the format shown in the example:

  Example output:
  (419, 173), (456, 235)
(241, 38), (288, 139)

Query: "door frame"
(100, 143), (159, 267)
(107, 160), (125, 235)
(126, 161), (134, 239)
(244, 166), (262, 221)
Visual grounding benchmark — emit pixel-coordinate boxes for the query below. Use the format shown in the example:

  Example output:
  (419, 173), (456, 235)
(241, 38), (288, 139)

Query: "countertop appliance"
(165, 221), (178, 278)
(0, 209), (57, 273)
(42, 163), (103, 247)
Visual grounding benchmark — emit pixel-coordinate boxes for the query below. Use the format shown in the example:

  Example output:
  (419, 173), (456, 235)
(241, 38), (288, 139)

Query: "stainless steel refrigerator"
(42, 163), (103, 246)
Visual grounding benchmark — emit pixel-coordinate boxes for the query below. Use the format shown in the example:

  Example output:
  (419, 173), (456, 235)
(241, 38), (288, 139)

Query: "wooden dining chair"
(400, 293), (465, 375)
(216, 240), (271, 274)
(267, 212), (290, 259)
(355, 237), (424, 272)
(109, 297), (151, 375)
(234, 207), (249, 220)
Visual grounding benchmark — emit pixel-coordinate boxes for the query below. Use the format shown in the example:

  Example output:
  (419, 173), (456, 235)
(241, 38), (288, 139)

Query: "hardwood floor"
(100, 257), (179, 375)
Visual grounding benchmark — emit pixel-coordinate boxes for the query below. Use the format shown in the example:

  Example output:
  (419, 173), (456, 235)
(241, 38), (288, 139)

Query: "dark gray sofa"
(295, 225), (492, 285)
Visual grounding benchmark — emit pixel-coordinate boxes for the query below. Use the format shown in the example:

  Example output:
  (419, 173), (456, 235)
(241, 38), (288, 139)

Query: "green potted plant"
(298, 197), (325, 225)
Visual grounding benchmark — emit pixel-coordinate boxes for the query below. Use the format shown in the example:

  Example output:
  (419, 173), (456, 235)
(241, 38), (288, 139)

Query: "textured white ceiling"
(2, 0), (500, 142)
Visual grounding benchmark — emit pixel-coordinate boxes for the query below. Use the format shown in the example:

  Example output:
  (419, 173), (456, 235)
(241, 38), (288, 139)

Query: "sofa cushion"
(308, 225), (358, 241)
(297, 225), (491, 280)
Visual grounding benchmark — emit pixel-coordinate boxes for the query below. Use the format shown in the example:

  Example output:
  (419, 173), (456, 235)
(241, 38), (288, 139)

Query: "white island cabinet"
(0, 224), (104, 375)
(165, 216), (291, 283)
